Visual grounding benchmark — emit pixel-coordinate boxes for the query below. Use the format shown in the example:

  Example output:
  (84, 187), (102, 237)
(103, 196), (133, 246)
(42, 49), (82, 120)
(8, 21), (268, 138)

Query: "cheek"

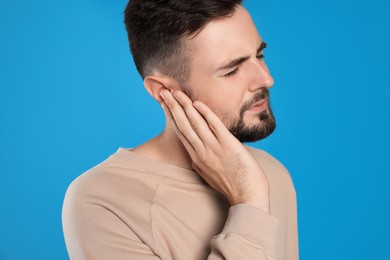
(202, 82), (245, 121)
(187, 71), (246, 120)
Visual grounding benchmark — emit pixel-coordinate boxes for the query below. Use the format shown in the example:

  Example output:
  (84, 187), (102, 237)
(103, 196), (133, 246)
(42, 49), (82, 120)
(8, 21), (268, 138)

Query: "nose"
(248, 58), (274, 92)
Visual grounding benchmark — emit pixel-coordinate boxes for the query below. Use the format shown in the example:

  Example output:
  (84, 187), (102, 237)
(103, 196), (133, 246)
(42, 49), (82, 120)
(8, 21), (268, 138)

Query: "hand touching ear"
(160, 89), (270, 213)
(143, 75), (180, 104)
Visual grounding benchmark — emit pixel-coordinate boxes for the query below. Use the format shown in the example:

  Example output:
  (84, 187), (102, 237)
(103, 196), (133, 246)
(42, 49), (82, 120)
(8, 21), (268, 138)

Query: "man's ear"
(144, 75), (180, 103)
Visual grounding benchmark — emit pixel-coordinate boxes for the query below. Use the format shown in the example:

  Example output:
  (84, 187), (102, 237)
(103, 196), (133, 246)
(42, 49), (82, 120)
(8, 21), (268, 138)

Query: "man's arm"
(160, 89), (279, 259)
(208, 204), (279, 260)
(62, 181), (161, 260)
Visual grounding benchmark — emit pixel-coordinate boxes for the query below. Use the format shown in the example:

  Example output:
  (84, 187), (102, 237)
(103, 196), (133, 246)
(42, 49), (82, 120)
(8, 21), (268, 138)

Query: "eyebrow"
(217, 42), (267, 71)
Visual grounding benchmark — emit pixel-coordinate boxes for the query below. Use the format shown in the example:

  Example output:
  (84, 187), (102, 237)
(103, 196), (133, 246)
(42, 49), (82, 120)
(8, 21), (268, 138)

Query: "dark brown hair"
(124, 0), (242, 84)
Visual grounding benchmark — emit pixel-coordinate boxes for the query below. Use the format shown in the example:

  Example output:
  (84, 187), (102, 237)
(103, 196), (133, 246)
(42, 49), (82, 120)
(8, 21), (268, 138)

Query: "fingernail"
(160, 90), (168, 100)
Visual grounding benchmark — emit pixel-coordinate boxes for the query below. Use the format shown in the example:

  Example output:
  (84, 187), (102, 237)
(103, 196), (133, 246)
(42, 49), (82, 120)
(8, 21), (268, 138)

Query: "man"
(62, 0), (298, 259)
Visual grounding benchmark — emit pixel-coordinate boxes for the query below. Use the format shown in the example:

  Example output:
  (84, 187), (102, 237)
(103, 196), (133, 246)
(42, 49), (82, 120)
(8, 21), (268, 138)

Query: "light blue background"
(0, 0), (389, 259)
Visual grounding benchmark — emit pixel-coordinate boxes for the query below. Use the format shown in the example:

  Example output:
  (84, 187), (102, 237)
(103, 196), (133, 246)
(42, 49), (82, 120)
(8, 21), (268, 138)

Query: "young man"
(62, 0), (298, 259)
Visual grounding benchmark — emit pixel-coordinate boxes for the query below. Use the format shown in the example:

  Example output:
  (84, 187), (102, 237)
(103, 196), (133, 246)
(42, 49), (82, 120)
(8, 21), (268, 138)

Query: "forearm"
(208, 204), (279, 260)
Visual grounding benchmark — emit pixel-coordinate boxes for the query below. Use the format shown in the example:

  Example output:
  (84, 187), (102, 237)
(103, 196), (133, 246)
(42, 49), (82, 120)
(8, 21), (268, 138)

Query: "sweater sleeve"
(208, 204), (280, 260)
(62, 182), (161, 260)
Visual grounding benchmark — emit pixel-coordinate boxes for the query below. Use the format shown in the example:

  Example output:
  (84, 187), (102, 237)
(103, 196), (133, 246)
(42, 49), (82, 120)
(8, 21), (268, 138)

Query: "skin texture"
(133, 5), (274, 212)
(183, 6), (274, 130)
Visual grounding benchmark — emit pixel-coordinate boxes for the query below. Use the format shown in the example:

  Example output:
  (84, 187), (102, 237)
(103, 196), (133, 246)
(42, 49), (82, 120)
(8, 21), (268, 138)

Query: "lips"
(248, 99), (268, 112)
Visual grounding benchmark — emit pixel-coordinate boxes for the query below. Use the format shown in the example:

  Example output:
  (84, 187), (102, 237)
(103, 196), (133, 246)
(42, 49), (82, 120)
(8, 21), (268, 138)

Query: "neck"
(132, 124), (193, 170)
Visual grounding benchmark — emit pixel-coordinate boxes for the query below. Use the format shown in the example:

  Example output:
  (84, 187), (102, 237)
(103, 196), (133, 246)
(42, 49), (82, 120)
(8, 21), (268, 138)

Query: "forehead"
(187, 5), (262, 71)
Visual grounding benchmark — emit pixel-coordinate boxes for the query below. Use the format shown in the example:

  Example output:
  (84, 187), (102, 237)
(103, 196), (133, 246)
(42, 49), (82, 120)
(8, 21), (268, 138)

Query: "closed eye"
(256, 54), (264, 59)
(256, 42), (266, 59)
(224, 68), (239, 77)
(222, 42), (267, 77)
(224, 55), (264, 77)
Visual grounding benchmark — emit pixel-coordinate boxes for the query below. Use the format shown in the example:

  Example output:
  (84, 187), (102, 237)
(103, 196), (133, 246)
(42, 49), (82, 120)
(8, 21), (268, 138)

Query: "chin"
(230, 111), (276, 143)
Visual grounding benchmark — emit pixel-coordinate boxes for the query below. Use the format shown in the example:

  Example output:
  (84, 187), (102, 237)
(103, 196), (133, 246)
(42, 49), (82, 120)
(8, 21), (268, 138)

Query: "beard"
(182, 87), (276, 143)
(227, 89), (276, 143)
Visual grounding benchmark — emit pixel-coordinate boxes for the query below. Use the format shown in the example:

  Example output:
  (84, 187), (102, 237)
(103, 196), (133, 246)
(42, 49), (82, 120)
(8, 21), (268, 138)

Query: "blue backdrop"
(1, 0), (389, 259)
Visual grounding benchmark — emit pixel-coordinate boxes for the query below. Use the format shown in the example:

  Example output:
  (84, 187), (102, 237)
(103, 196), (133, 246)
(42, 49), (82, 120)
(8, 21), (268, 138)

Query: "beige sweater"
(62, 146), (298, 259)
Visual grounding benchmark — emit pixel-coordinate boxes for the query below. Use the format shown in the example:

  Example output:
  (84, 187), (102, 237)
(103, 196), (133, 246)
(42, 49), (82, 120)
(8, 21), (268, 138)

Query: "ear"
(144, 75), (180, 103)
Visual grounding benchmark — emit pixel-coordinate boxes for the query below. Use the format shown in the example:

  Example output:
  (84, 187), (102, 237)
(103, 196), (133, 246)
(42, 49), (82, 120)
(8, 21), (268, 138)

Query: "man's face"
(184, 5), (276, 143)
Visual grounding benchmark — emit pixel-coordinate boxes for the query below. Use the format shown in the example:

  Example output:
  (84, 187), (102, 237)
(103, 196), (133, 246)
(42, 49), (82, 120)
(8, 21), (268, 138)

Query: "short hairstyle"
(124, 0), (242, 85)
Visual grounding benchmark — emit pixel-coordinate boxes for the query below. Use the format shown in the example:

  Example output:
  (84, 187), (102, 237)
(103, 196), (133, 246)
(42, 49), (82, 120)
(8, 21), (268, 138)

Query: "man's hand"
(160, 90), (271, 213)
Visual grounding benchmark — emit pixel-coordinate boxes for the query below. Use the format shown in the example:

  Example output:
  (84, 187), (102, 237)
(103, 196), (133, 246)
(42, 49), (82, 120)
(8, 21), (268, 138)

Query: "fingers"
(161, 101), (200, 158)
(192, 100), (232, 142)
(161, 89), (232, 152)
(160, 90), (205, 153)
(169, 91), (219, 146)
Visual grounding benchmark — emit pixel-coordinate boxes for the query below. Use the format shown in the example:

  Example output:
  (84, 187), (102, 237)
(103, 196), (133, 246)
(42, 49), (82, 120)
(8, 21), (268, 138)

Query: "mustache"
(240, 89), (270, 114)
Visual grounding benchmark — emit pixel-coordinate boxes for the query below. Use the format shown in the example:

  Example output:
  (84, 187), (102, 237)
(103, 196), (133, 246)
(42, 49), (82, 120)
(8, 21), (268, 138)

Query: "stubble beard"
(227, 89), (276, 143)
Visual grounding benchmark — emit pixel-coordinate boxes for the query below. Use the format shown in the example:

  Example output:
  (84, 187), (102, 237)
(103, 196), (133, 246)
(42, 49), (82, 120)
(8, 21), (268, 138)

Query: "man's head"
(124, 0), (242, 86)
(124, 0), (276, 142)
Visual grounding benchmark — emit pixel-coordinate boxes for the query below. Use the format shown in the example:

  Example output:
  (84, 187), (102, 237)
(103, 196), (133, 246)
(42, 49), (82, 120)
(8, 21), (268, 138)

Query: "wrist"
(243, 198), (270, 213)
(229, 193), (270, 213)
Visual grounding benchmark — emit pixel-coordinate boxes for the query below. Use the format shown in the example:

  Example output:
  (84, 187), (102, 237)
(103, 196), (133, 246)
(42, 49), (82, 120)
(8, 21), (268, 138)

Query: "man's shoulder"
(245, 145), (284, 166)
(64, 149), (164, 205)
(245, 145), (294, 183)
